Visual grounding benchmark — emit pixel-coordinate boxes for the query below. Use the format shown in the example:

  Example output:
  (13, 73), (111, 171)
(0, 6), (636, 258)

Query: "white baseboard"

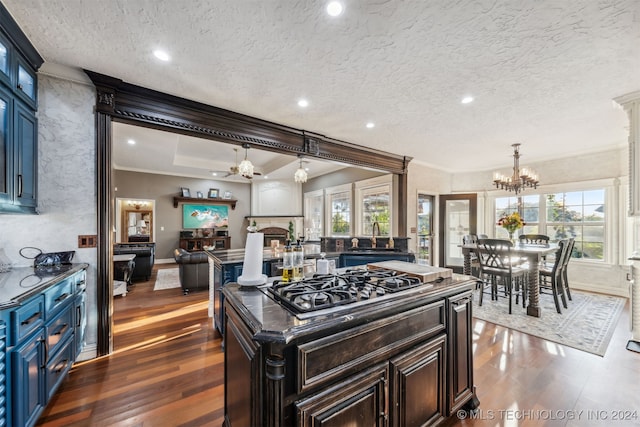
(571, 281), (630, 298)
(76, 344), (98, 362)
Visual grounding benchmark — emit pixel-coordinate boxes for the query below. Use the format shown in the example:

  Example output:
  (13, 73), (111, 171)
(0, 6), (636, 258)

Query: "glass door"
(439, 194), (477, 271)
(416, 193), (433, 265)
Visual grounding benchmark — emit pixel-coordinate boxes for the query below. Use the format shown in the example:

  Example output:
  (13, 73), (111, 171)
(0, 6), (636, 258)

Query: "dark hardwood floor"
(37, 265), (638, 426)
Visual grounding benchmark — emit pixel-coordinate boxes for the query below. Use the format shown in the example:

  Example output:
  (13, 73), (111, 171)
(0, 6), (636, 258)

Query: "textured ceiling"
(4, 0), (639, 174)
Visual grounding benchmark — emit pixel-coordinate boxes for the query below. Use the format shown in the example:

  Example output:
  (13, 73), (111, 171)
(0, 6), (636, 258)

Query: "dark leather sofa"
(113, 242), (155, 282)
(173, 248), (209, 295)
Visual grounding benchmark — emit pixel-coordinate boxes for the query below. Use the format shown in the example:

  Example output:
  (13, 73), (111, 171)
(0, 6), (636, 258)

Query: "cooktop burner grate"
(268, 268), (430, 314)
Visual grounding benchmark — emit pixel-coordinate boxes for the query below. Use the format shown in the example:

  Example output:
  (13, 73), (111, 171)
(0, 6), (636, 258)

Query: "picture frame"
(223, 190), (233, 199)
(196, 191), (204, 199)
(181, 187), (191, 198)
(208, 188), (220, 198)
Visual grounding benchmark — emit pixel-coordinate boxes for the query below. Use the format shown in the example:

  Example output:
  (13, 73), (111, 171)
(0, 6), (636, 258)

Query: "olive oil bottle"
(282, 240), (293, 282)
(293, 239), (304, 281)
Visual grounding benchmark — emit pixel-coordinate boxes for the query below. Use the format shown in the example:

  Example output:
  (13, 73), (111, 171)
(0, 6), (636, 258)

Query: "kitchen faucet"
(371, 221), (380, 247)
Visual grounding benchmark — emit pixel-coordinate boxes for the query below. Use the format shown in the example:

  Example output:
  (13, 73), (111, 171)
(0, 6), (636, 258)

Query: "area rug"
(153, 268), (181, 291)
(472, 289), (625, 356)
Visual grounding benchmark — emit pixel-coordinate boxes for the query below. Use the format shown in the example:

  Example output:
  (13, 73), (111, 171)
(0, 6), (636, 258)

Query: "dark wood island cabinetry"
(222, 269), (479, 426)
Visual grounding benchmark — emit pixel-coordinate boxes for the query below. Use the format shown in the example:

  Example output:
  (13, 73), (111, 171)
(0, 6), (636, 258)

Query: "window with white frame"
(326, 184), (352, 237)
(355, 176), (392, 236)
(494, 189), (605, 261)
(546, 190), (605, 260)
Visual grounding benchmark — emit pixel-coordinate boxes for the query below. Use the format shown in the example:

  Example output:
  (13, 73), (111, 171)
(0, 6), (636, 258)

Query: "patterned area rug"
(472, 289), (625, 356)
(153, 268), (181, 291)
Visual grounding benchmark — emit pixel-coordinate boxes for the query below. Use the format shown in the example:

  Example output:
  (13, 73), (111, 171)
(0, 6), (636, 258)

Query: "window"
(546, 190), (605, 260)
(494, 189), (605, 261)
(304, 190), (324, 241)
(326, 185), (351, 237)
(361, 186), (390, 236)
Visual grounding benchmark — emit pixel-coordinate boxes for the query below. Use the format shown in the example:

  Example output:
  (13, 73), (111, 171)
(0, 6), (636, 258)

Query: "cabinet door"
(447, 290), (475, 413)
(389, 334), (447, 427)
(0, 85), (12, 205)
(12, 329), (46, 427)
(13, 100), (36, 208)
(213, 262), (222, 333)
(74, 290), (87, 358)
(0, 322), (7, 427)
(296, 365), (388, 427)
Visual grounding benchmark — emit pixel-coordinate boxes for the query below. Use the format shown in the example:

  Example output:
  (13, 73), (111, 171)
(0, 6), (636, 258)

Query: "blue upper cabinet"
(0, 2), (43, 214)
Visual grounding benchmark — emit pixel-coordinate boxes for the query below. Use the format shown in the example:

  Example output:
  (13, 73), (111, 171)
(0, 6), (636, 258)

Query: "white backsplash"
(0, 72), (98, 358)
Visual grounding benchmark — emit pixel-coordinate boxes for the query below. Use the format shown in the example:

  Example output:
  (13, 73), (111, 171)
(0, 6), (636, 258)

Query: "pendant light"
(294, 155), (308, 183)
(238, 144), (254, 178)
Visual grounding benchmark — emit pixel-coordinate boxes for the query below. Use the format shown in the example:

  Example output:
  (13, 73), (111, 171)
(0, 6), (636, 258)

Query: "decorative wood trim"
(84, 70), (411, 175)
(173, 196), (237, 209)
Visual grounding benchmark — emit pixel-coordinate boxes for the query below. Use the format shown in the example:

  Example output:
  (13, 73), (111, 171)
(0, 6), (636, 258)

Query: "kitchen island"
(205, 248), (415, 335)
(222, 266), (479, 426)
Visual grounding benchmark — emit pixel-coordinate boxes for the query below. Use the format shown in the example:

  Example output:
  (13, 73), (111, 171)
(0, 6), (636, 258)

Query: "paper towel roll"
(237, 232), (267, 286)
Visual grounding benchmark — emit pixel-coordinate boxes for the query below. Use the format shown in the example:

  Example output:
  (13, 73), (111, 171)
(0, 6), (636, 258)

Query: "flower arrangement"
(497, 212), (525, 235)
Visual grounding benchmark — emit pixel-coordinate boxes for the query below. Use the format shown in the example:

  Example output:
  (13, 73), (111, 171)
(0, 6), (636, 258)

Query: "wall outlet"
(78, 235), (97, 248)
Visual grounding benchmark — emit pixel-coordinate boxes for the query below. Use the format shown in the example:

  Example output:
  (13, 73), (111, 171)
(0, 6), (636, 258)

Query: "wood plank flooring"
(37, 265), (639, 426)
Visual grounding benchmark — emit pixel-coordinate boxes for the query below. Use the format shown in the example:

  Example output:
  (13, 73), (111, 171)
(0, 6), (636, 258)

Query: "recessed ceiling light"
(212, 172), (217, 176)
(366, 122), (375, 129)
(127, 139), (136, 145)
(461, 96), (474, 104)
(298, 99), (309, 108)
(153, 50), (171, 62)
(263, 175), (269, 179)
(326, 1), (344, 16)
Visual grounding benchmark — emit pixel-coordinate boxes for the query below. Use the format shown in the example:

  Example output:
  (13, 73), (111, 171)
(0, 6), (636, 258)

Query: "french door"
(438, 194), (477, 272)
(417, 193), (434, 265)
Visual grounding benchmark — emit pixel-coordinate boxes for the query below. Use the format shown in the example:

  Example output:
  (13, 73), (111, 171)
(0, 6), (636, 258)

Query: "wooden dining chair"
(476, 238), (528, 314)
(559, 237), (575, 302)
(518, 234), (550, 245)
(462, 234), (480, 278)
(539, 239), (569, 313)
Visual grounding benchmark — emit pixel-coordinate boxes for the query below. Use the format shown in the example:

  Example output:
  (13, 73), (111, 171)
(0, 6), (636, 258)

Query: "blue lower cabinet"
(339, 252), (416, 268)
(0, 322), (6, 427)
(12, 329), (46, 427)
(2, 266), (87, 427)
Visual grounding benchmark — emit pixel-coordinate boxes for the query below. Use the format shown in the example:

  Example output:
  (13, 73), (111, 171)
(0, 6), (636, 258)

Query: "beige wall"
(114, 170), (251, 259)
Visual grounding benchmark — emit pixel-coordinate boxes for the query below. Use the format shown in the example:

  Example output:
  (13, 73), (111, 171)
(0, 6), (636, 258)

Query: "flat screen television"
(182, 204), (229, 229)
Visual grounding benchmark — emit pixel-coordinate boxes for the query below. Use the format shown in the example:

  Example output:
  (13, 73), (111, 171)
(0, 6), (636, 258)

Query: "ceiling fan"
(212, 146), (261, 179)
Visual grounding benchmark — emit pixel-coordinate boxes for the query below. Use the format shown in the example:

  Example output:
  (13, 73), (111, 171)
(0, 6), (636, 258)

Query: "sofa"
(173, 248), (209, 295)
(113, 242), (156, 282)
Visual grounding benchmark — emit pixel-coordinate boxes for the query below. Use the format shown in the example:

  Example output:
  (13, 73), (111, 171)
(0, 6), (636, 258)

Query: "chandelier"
(294, 156), (308, 183)
(238, 144), (254, 178)
(492, 143), (538, 194)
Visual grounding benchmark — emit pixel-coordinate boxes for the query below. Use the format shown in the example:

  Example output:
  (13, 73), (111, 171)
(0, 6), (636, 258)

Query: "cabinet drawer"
(11, 296), (44, 344)
(44, 277), (74, 317)
(298, 300), (446, 392)
(46, 305), (73, 358)
(45, 335), (73, 401)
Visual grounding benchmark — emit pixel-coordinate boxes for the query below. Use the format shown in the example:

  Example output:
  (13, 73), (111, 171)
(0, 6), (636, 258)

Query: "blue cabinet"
(11, 329), (45, 427)
(0, 3), (41, 214)
(1, 267), (86, 427)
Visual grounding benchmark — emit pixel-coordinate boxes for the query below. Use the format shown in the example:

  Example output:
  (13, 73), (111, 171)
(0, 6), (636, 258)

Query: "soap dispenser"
(317, 252), (329, 275)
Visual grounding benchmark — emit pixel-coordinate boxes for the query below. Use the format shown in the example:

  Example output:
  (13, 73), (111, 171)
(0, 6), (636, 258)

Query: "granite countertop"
(205, 248), (413, 265)
(222, 272), (476, 344)
(0, 263), (89, 309)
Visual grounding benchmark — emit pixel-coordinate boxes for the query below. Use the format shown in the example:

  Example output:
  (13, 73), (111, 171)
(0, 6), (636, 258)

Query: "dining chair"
(518, 234), (550, 245)
(539, 239), (569, 313)
(462, 234), (480, 279)
(476, 238), (528, 314)
(559, 237), (575, 302)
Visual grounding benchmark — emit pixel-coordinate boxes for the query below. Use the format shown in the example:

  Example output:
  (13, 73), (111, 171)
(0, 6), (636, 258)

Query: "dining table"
(461, 242), (558, 317)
